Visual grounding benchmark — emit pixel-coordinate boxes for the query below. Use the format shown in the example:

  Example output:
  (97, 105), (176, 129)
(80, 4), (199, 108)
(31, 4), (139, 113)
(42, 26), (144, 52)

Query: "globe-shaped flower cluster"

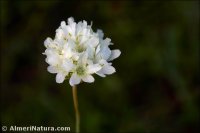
(44, 17), (121, 86)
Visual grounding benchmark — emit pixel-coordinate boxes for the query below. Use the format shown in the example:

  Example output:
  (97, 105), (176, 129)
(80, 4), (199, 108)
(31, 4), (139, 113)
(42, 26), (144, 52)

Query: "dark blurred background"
(1, 0), (199, 132)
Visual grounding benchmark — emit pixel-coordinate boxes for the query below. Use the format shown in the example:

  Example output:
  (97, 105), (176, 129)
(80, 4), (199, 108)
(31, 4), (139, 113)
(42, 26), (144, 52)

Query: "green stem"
(72, 85), (80, 133)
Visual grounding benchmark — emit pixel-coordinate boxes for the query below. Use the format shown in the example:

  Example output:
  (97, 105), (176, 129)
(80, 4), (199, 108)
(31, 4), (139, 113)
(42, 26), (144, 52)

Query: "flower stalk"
(72, 85), (80, 133)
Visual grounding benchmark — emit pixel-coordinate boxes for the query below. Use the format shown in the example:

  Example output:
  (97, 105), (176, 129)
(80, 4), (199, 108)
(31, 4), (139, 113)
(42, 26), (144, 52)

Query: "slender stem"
(72, 85), (80, 133)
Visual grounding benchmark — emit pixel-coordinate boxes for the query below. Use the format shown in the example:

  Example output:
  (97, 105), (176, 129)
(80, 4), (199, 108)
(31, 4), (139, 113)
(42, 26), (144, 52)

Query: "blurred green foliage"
(1, 0), (199, 132)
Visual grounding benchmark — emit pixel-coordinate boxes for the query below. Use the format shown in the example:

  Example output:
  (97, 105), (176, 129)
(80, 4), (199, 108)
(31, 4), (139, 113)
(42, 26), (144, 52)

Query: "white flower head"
(44, 17), (121, 86)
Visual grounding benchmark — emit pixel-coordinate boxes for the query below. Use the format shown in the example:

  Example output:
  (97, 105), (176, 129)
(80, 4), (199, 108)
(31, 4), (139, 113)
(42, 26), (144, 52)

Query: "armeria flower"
(43, 17), (121, 86)
(69, 53), (101, 86)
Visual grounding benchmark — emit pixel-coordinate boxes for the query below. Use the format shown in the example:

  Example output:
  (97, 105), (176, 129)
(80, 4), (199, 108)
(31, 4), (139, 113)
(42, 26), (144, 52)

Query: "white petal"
(86, 46), (95, 59)
(94, 54), (101, 63)
(63, 48), (73, 58)
(69, 73), (81, 86)
(67, 39), (76, 49)
(66, 26), (73, 35)
(44, 37), (53, 47)
(99, 59), (108, 65)
(87, 64), (102, 74)
(56, 73), (66, 83)
(97, 29), (104, 39)
(103, 38), (111, 46)
(82, 20), (87, 28)
(46, 55), (60, 66)
(67, 17), (76, 36)
(66, 23), (76, 39)
(61, 21), (69, 35)
(62, 60), (74, 72)
(56, 29), (64, 40)
(47, 66), (57, 73)
(79, 35), (88, 44)
(61, 21), (66, 27)
(108, 49), (121, 61)
(71, 23), (76, 36)
(96, 72), (106, 77)
(96, 45), (100, 54)
(68, 17), (74, 25)
(101, 65), (116, 75)
(79, 53), (88, 65)
(87, 60), (93, 65)
(44, 48), (53, 55)
(100, 46), (111, 60)
(86, 37), (99, 47)
(82, 75), (94, 83)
